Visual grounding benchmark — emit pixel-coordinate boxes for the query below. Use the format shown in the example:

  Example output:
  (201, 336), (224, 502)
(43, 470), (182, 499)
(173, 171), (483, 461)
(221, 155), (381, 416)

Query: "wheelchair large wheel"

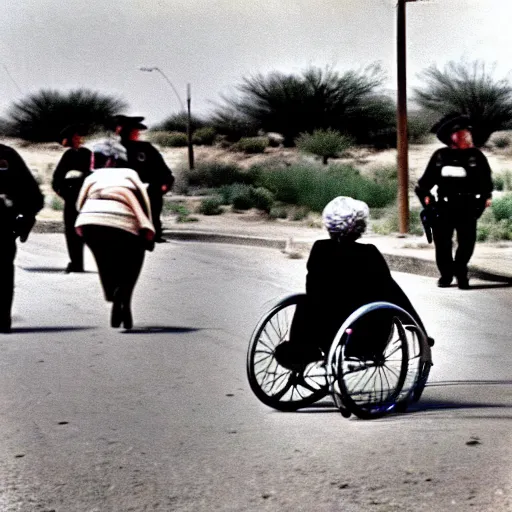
(328, 302), (429, 419)
(247, 294), (329, 411)
(401, 324), (433, 407)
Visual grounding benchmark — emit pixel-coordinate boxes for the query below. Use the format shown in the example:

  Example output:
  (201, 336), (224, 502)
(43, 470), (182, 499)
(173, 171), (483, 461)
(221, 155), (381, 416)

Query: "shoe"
(274, 341), (323, 371)
(110, 291), (123, 328)
(154, 237), (168, 244)
(457, 276), (470, 289)
(122, 304), (133, 330)
(0, 316), (12, 334)
(437, 276), (453, 288)
(65, 262), (84, 273)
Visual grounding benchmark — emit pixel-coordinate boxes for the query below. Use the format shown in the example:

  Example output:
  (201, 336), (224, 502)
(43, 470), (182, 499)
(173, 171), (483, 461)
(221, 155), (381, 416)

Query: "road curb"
(31, 220), (512, 283)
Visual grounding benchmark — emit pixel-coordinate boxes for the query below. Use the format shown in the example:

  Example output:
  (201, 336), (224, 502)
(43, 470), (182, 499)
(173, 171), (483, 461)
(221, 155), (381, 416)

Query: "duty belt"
(440, 193), (481, 202)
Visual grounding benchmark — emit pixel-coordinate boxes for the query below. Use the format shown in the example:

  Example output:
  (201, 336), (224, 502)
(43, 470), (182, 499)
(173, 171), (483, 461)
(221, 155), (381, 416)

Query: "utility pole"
(396, 0), (409, 235)
(186, 83), (195, 170)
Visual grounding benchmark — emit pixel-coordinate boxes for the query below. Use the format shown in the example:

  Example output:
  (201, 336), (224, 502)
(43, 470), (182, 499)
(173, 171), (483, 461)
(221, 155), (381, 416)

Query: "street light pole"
(139, 67), (185, 112)
(396, 0), (409, 235)
(187, 83), (195, 170)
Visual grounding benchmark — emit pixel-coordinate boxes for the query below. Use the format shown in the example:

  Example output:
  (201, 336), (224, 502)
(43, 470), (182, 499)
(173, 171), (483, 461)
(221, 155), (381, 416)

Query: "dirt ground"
(3, 133), (511, 222)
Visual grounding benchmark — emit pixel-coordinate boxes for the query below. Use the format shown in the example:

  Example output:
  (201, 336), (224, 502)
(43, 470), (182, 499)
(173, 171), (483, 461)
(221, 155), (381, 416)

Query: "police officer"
(52, 124), (93, 272)
(114, 115), (174, 242)
(415, 114), (493, 289)
(0, 143), (44, 333)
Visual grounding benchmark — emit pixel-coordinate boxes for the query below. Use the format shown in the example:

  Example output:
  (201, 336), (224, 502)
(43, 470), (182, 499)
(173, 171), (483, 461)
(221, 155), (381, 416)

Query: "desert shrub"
(149, 131), (188, 147)
(371, 206), (424, 236)
(255, 163), (396, 211)
(493, 135), (511, 149)
(216, 184), (274, 212)
(491, 194), (512, 221)
(268, 206), (288, 219)
(477, 215), (512, 242)
(295, 129), (353, 164)
(162, 201), (198, 222)
(494, 175), (505, 191)
(289, 206), (309, 221)
(5, 88), (127, 142)
(493, 171), (512, 191)
(192, 127), (217, 146)
(233, 137), (268, 154)
(250, 187), (275, 212)
(49, 195), (64, 211)
(230, 184), (254, 210)
(198, 197), (224, 215)
(407, 114), (433, 144)
(154, 112), (205, 133)
(186, 162), (249, 188)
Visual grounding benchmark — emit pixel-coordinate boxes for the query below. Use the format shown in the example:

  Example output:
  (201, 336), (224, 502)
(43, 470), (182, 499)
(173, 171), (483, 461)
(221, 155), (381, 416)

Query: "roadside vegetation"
(6, 58), (512, 240)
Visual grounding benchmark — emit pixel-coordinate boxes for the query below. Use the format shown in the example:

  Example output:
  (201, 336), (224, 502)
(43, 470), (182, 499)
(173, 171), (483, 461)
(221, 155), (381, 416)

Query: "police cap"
(113, 115), (147, 131)
(431, 114), (472, 145)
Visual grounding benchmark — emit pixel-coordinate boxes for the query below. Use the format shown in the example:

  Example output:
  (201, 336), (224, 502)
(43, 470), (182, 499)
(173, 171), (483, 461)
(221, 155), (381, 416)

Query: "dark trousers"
(81, 226), (145, 307)
(64, 201), (84, 269)
(0, 234), (16, 329)
(433, 214), (477, 279)
(148, 190), (163, 238)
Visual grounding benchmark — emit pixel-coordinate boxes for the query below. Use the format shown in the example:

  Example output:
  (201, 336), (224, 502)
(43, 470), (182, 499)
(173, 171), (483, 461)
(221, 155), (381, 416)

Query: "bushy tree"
(295, 129), (353, 164)
(414, 60), (512, 146)
(214, 65), (395, 147)
(5, 89), (127, 142)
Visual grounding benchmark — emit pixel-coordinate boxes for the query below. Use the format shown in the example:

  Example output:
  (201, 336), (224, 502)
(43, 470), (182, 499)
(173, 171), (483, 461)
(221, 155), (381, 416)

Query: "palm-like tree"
(414, 60), (512, 146)
(215, 65), (394, 147)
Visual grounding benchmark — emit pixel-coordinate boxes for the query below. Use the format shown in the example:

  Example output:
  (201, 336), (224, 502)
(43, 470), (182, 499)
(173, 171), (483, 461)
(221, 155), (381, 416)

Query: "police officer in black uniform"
(0, 144), (44, 333)
(114, 116), (174, 242)
(415, 114), (493, 289)
(52, 124), (93, 272)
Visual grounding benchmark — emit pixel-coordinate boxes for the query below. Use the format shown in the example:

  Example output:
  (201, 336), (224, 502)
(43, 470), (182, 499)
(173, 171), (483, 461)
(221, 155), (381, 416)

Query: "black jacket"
(416, 147), (493, 215)
(52, 147), (92, 201)
(305, 239), (425, 341)
(121, 140), (174, 193)
(0, 144), (44, 236)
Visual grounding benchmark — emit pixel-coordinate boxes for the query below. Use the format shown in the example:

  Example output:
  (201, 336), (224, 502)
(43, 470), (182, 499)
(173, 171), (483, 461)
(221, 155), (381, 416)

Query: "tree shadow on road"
(122, 326), (202, 334)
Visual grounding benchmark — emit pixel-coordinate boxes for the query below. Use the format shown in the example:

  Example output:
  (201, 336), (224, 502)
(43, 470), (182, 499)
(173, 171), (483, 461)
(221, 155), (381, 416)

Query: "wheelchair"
(246, 294), (433, 419)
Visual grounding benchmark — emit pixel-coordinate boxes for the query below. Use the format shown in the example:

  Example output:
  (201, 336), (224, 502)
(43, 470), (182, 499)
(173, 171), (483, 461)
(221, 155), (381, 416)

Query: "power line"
(2, 64), (23, 95)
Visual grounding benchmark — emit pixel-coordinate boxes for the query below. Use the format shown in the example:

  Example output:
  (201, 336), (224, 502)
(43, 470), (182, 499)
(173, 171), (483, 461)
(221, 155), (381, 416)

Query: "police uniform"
(52, 126), (92, 272)
(115, 116), (174, 241)
(415, 116), (493, 288)
(0, 144), (44, 332)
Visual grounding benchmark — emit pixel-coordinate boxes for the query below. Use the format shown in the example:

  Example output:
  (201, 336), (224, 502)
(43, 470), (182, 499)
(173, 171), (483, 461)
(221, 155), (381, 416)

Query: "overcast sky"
(1, 0), (511, 126)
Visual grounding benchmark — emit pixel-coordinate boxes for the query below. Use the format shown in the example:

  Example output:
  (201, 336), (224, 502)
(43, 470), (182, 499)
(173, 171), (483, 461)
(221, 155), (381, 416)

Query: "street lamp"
(139, 66), (194, 169)
(139, 67), (185, 112)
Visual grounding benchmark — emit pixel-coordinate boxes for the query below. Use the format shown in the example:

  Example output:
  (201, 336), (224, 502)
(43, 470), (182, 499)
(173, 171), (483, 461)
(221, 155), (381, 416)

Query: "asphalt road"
(0, 234), (511, 512)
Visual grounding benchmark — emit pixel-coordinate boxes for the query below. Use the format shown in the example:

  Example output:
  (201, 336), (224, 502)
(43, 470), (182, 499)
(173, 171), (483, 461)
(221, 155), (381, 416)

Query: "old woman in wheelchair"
(274, 196), (432, 370)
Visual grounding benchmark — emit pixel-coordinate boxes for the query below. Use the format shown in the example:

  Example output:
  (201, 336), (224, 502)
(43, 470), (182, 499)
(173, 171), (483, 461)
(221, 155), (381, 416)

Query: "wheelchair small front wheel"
(247, 294), (329, 411)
